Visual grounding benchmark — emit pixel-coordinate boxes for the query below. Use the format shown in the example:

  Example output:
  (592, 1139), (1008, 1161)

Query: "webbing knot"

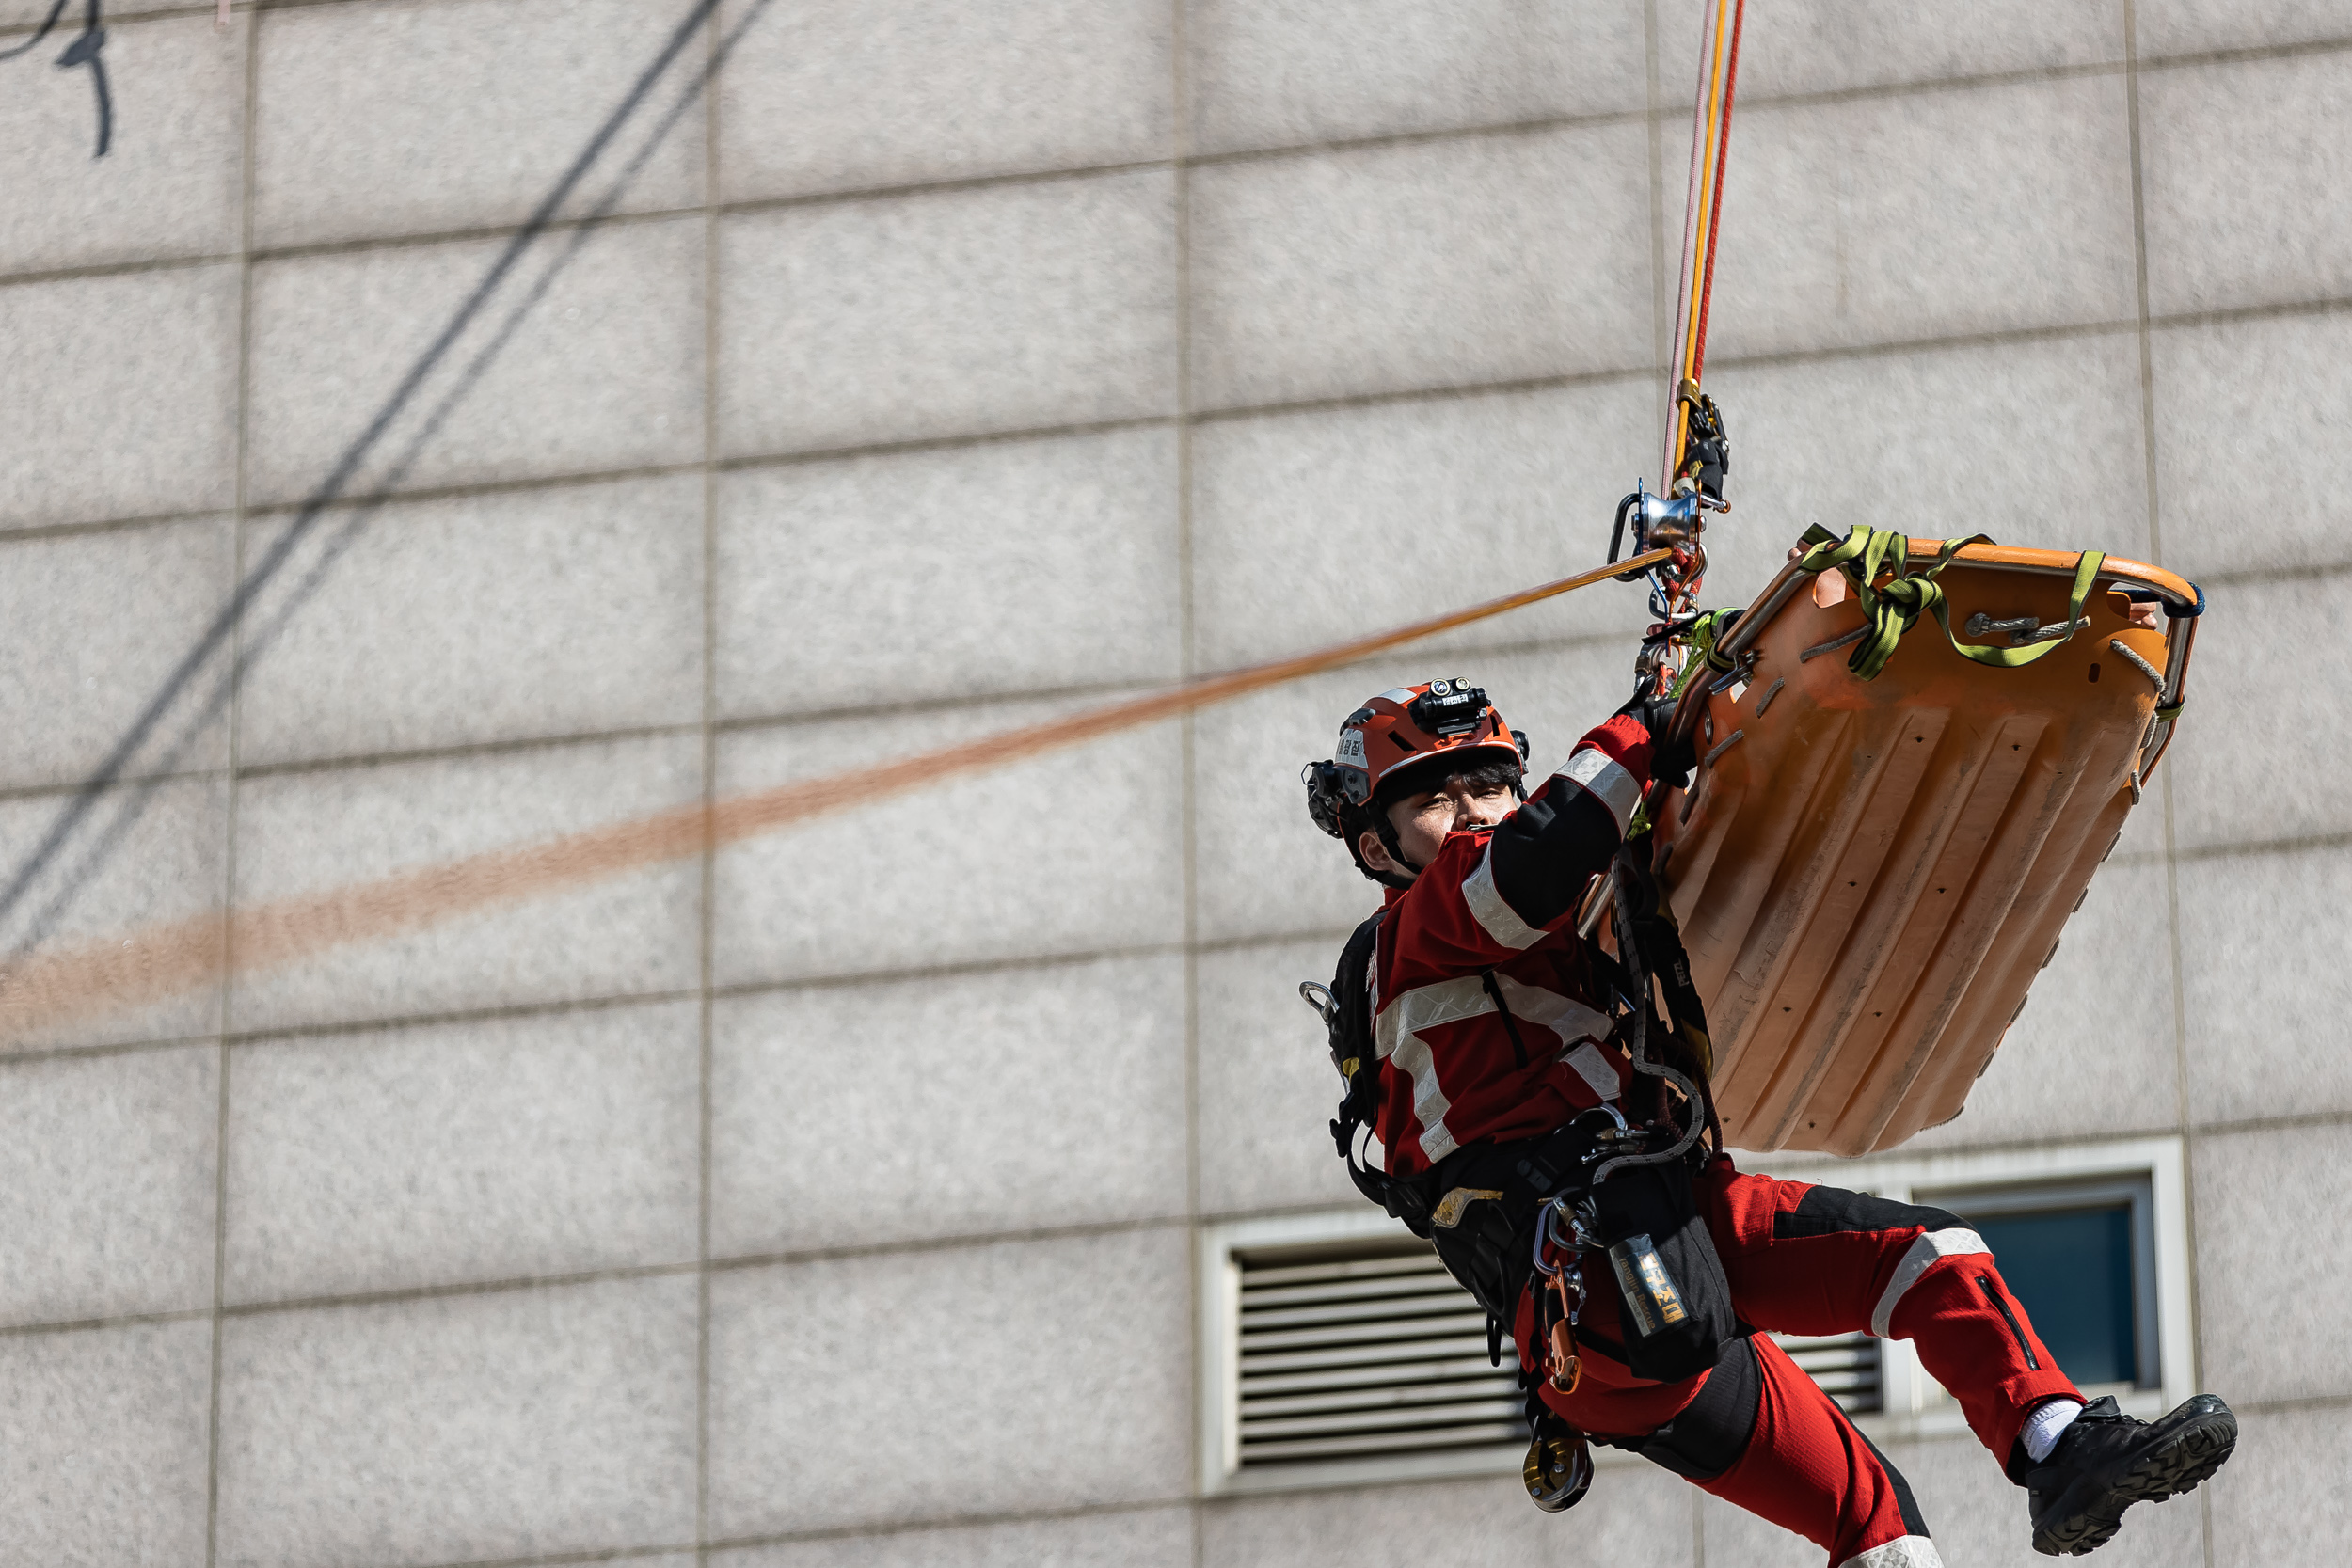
(1669, 607), (1743, 701)
(1793, 525), (2104, 682)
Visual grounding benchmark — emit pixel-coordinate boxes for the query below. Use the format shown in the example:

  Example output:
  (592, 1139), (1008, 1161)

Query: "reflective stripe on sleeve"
(1840, 1538), (1944, 1568)
(1561, 746), (1642, 835)
(1461, 841), (1547, 949)
(1870, 1227), (1991, 1338)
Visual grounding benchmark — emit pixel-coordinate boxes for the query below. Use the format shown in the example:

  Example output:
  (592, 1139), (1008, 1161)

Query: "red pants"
(1517, 1158), (2082, 1568)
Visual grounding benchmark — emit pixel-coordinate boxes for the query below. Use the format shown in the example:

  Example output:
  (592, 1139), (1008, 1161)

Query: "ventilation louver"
(1235, 1237), (1526, 1468)
(1230, 1235), (1880, 1475)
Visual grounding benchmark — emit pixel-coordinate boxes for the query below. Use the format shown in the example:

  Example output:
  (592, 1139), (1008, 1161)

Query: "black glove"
(1635, 695), (1697, 791)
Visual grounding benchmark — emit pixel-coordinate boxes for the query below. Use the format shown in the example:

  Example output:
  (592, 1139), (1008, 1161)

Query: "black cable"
(0, 0), (68, 60)
(56, 0), (109, 159)
(0, 0), (771, 954)
(4, 0), (109, 158)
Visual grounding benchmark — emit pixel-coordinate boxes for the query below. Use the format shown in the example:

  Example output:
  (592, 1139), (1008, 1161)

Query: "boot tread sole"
(2030, 1411), (2237, 1558)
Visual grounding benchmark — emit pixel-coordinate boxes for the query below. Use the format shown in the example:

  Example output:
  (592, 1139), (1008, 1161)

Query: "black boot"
(2023, 1394), (2237, 1557)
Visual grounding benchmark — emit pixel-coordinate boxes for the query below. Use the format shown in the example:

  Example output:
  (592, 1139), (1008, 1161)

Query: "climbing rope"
(1662, 0), (1747, 492)
(2106, 639), (2166, 692)
(0, 547), (1674, 1042)
(1625, 0), (1745, 711)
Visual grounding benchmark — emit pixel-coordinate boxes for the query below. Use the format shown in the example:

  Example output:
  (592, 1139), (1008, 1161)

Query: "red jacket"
(1368, 713), (1654, 1175)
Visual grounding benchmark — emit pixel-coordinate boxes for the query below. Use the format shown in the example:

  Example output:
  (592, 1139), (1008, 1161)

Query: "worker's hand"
(1651, 706), (1697, 791)
(1617, 692), (1696, 790)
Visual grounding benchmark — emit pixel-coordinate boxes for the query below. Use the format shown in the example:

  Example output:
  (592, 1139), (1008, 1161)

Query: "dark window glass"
(1966, 1204), (2137, 1386)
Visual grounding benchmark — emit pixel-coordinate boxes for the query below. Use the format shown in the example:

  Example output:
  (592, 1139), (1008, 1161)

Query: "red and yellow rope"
(1661, 0), (1746, 490)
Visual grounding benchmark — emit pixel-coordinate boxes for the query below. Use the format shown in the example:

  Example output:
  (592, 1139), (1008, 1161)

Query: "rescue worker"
(1301, 679), (2235, 1566)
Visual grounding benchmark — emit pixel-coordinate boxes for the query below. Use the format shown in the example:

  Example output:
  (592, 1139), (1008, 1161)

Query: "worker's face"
(1357, 774), (1518, 882)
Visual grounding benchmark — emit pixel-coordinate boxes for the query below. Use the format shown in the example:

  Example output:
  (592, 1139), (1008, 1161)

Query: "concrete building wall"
(0, 2), (2344, 1565)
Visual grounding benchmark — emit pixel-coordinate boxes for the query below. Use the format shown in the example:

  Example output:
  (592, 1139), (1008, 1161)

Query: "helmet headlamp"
(1407, 679), (1493, 739)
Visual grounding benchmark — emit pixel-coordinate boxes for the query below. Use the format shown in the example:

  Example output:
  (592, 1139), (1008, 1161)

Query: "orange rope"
(1687, 0), (1745, 391)
(1677, 0), (1731, 383)
(0, 548), (1671, 1041)
(1662, 0), (1744, 488)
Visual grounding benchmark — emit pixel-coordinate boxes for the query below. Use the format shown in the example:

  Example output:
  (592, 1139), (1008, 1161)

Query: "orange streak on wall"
(0, 549), (1670, 1042)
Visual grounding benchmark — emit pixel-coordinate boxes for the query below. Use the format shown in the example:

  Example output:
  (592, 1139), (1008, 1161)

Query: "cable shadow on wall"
(2, 0), (112, 159)
(0, 0), (778, 965)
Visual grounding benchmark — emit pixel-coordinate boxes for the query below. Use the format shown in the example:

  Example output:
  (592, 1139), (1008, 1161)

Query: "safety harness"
(1301, 839), (1740, 1510)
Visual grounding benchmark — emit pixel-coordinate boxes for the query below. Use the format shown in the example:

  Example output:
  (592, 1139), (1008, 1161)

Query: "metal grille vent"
(1235, 1237), (1527, 1468)
(1773, 1330), (1881, 1413)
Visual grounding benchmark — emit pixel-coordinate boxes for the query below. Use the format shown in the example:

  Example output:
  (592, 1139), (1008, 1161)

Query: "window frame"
(1747, 1132), (2195, 1439)
(1918, 1172), (2161, 1393)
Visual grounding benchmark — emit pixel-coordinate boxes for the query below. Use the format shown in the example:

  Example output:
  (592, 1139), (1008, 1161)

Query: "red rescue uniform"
(1369, 714), (1650, 1173)
(1365, 714), (2083, 1568)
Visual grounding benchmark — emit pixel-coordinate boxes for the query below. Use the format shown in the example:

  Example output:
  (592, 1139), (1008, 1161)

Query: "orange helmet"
(1303, 678), (1530, 848)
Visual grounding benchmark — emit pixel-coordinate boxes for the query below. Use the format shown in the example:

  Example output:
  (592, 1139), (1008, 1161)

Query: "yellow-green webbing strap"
(1669, 607), (1743, 701)
(1794, 524), (2106, 681)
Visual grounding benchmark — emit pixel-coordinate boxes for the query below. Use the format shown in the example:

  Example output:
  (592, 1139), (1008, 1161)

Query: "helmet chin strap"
(1356, 817), (1421, 891)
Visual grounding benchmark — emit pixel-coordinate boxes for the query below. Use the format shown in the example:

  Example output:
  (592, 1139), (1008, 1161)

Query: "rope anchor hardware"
(1965, 610), (2085, 647)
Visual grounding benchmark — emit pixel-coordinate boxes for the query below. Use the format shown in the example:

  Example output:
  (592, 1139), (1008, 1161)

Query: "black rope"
(0, 0), (778, 957)
(0, 0), (68, 60)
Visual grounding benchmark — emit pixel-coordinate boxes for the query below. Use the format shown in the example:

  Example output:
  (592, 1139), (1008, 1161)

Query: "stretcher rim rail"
(1646, 532), (2201, 1153)
(1685, 541), (2201, 791)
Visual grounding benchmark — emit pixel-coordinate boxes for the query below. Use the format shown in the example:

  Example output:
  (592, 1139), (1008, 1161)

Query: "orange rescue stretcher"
(1649, 537), (2201, 1156)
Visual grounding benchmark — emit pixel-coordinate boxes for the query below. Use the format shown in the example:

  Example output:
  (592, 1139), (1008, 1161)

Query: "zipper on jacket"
(1976, 1273), (2040, 1370)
